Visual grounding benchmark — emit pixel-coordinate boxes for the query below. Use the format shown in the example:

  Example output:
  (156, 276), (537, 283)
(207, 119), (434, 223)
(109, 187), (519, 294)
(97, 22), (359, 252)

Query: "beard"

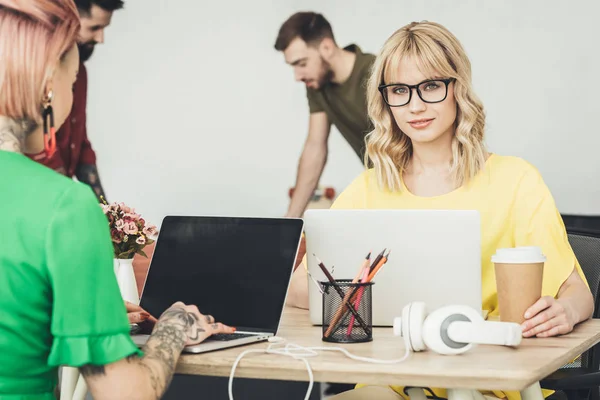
(78, 42), (96, 62)
(315, 58), (334, 88)
(304, 57), (334, 90)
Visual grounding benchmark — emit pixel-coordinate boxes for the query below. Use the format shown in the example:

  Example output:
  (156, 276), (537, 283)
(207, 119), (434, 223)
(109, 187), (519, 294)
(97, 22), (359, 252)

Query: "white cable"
(228, 339), (411, 400)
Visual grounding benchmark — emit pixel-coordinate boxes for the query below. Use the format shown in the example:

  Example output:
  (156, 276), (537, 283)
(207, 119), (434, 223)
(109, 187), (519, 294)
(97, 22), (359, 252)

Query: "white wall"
(86, 0), (362, 228)
(87, 0), (600, 227)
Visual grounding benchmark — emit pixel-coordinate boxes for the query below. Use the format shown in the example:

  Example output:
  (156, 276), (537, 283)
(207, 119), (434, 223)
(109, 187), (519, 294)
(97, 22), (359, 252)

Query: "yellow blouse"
(331, 154), (587, 400)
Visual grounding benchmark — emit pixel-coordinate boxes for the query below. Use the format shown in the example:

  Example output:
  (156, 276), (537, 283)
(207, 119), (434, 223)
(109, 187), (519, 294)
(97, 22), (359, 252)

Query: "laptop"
(303, 209), (482, 326)
(131, 215), (304, 353)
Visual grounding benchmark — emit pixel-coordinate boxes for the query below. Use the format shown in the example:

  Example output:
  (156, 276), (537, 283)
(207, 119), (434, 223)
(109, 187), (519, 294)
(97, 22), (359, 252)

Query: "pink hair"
(0, 0), (80, 124)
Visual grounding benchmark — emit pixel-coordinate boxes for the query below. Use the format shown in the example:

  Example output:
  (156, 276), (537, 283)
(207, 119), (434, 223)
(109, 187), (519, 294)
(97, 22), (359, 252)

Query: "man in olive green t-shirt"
(275, 12), (376, 218)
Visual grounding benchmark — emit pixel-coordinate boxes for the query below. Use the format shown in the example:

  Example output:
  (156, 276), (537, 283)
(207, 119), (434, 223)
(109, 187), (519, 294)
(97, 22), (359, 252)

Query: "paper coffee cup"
(492, 247), (545, 324)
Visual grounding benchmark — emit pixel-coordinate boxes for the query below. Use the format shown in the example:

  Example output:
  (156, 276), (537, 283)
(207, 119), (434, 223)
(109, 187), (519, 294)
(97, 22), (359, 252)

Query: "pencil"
(327, 250), (390, 335)
(353, 252), (371, 282)
(371, 250), (391, 280)
(365, 249), (390, 282)
(347, 250), (391, 334)
(325, 249), (385, 337)
(347, 250), (389, 305)
(315, 255), (372, 336)
(324, 251), (373, 336)
(347, 260), (371, 335)
(369, 248), (386, 273)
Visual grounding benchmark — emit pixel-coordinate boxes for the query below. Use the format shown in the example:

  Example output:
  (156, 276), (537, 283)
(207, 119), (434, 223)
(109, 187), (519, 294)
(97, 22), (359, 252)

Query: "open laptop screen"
(139, 216), (303, 333)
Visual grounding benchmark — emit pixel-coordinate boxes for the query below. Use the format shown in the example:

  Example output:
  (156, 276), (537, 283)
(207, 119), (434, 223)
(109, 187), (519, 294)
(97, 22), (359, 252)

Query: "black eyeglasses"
(378, 78), (455, 107)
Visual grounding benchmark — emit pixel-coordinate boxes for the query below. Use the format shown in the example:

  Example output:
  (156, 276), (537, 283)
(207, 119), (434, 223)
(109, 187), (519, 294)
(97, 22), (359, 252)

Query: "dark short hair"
(274, 12), (335, 51)
(74, 0), (124, 16)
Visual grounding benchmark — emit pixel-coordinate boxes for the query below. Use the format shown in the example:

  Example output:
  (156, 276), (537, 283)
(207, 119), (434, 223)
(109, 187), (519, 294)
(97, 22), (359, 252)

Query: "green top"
(306, 44), (376, 161)
(0, 151), (141, 399)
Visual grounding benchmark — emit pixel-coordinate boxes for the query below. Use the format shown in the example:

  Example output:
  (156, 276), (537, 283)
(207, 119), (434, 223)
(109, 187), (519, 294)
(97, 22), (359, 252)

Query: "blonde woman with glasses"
(326, 21), (593, 400)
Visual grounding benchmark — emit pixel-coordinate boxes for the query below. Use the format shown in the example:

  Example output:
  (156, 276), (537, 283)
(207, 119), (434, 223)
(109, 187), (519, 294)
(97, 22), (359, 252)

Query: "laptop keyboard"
(206, 333), (256, 341)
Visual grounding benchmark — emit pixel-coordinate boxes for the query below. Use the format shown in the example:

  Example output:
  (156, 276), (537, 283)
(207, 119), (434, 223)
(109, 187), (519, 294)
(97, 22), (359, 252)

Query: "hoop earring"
(42, 90), (56, 157)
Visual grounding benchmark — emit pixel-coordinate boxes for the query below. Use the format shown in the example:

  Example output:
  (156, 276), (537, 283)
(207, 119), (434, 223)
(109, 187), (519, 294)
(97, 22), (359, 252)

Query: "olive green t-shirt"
(307, 44), (376, 161)
(0, 151), (140, 399)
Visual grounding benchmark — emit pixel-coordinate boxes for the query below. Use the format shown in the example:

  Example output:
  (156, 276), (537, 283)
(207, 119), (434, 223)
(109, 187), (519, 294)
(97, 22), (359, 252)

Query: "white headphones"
(229, 302), (521, 400)
(393, 302), (522, 355)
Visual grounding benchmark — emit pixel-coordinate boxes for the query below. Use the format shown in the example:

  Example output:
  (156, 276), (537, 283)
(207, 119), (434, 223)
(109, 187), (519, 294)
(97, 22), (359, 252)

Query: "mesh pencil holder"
(321, 279), (374, 343)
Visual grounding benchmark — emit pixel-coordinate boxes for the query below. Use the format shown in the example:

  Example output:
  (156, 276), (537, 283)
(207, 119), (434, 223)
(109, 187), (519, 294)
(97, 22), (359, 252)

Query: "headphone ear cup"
(403, 302), (426, 352)
(422, 306), (474, 355)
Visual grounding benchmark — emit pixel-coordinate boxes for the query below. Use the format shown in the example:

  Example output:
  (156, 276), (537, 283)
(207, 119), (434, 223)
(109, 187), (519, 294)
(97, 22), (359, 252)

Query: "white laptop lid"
(139, 216), (304, 335)
(304, 209), (481, 326)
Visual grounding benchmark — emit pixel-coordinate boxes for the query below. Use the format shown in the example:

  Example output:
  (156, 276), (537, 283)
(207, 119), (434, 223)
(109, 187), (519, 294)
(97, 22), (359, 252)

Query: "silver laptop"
(132, 215), (304, 353)
(303, 209), (482, 326)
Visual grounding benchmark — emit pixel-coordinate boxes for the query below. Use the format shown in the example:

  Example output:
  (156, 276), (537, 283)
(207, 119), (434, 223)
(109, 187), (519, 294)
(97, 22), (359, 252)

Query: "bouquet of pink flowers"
(100, 198), (158, 259)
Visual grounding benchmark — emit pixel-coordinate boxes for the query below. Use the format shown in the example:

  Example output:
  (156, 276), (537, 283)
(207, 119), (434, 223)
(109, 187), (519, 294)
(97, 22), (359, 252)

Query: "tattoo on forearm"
(75, 164), (106, 201)
(125, 308), (195, 398)
(80, 308), (199, 399)
(141, 323), (187, 398)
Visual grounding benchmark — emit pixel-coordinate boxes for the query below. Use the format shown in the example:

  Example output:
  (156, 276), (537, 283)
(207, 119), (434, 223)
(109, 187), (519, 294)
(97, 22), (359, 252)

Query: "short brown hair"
(74, 0), (124, 17)
(274, 12), (335, 51)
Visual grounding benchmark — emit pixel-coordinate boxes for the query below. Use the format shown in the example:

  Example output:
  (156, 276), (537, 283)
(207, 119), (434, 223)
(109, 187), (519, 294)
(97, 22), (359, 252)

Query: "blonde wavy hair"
(365, 21), (487, 191)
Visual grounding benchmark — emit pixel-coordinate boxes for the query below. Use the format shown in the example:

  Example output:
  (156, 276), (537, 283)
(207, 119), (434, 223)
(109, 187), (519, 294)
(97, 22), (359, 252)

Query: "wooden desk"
(176, 306), (600, 394)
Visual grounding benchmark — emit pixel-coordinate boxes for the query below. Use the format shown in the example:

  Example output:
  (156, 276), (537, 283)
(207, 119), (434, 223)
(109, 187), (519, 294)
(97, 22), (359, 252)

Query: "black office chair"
(562, 215), (600, 233)
(541, 228), (600, 400)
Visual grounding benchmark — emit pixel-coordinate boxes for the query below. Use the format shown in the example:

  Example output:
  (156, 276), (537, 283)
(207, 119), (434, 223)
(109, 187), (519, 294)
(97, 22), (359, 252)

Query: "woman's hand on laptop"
(157, 302), (236, 346)
(125, 301), (158, 324)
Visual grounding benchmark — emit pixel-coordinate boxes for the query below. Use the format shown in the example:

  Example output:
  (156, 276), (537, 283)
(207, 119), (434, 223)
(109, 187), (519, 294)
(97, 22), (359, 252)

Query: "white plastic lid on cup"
(491, 246), (546, 264)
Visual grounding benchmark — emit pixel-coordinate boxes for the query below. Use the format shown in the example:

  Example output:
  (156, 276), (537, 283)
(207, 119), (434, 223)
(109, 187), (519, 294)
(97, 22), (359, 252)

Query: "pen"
(315, 254), (372, 337)
(327, 250), (391, 335)
(323, 251), (376, 338)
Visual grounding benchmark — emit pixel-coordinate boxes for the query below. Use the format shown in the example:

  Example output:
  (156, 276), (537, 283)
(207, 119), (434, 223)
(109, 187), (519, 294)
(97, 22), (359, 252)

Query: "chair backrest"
(568, 229), (600, 315)
(567, 228), (600, 369)
(562, 214), (600, 233)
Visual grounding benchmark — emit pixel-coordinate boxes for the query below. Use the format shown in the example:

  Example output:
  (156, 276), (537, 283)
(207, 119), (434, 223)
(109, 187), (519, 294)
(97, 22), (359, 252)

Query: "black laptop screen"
(139, 216), (303, 333)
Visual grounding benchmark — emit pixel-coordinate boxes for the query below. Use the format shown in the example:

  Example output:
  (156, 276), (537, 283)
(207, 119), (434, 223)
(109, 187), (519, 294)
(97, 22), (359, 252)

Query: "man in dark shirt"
(28, 0), (124, 200)
(275, 12), (376, 218)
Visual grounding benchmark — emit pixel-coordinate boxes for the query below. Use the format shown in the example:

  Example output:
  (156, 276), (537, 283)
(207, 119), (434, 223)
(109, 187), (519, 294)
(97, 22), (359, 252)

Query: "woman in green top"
(0, 1), (234, 399)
